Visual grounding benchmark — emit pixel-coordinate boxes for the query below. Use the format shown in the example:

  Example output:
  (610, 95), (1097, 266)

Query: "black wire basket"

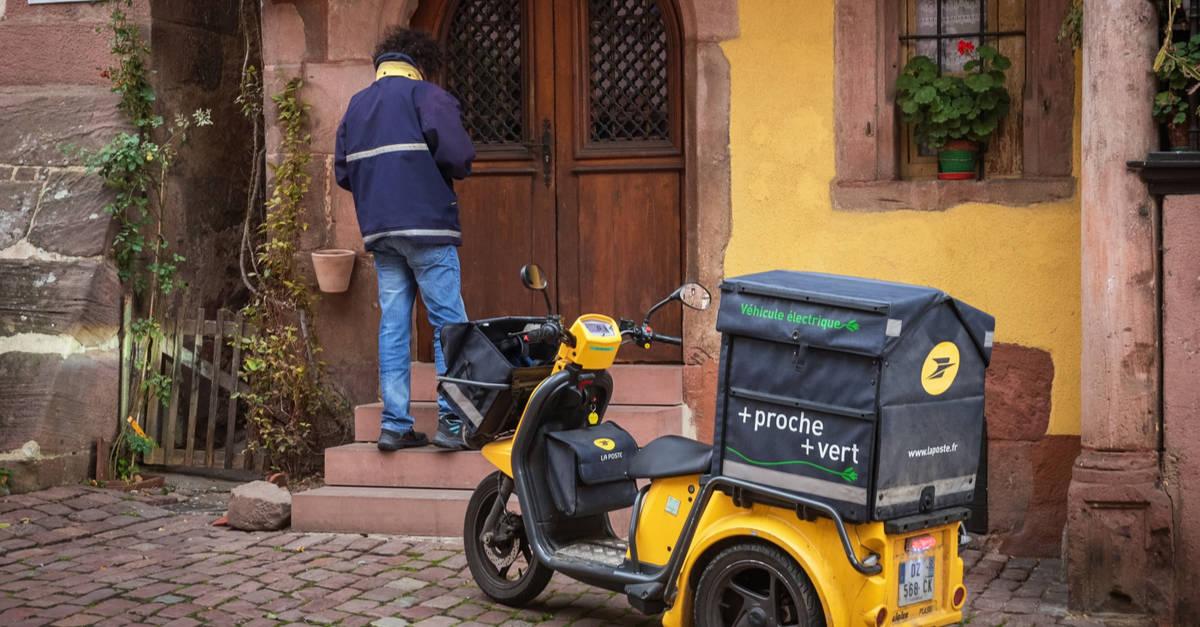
(437, 316), (558, 449)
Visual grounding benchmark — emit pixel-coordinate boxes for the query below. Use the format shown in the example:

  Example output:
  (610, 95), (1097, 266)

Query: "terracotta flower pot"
(311, 249), (356, 293)
(1167, 122), (1192, 152)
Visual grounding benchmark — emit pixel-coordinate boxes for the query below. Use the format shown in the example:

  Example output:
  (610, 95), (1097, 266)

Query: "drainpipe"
(1067, 0), (1174, 619)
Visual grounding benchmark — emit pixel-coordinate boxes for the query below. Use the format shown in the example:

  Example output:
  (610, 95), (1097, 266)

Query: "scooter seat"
(627, 435), (712, 479)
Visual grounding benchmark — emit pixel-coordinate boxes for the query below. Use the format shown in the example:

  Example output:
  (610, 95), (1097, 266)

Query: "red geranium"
(957, 40), (976, 55)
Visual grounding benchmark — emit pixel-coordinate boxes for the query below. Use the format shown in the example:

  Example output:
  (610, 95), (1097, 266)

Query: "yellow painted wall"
(721, 4), (1081, 436)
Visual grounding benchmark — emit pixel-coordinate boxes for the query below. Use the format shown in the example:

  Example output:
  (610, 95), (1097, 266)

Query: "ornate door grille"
(445, 0), (523, 145)
(588, 0), (670, 143)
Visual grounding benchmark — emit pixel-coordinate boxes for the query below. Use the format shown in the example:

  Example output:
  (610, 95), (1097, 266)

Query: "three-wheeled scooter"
(437, 264), (994, 626)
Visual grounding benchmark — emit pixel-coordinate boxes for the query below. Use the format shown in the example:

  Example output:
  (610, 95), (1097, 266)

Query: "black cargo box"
(712, 270), (995, 522)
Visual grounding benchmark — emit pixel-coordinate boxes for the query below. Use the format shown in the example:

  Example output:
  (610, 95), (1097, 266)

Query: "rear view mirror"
(678, 282), (711, 311)
(521, 264), (547, 290)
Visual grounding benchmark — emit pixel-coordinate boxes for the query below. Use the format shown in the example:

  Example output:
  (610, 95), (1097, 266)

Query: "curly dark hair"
(373, 27), (443, 78)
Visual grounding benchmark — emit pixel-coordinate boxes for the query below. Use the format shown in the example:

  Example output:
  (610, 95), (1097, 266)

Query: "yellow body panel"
(480, 439), (513, 477)
(660, 492), (964, 627)
(632, 475), (702, 566)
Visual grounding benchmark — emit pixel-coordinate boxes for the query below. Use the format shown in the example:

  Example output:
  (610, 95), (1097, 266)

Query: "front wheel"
(463, 471), (553, 606)
(693, 542), (824, 627)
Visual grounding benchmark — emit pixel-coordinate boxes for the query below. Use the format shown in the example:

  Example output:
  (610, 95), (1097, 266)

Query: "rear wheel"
(693, 542), (824, 627)
(463, 471), (553, 606)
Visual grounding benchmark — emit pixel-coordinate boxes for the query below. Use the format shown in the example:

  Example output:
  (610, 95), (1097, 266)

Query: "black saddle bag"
(546, 422), (638, 517)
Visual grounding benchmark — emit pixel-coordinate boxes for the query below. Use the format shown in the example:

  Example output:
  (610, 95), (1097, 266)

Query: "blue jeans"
(373, 238), (467, 435)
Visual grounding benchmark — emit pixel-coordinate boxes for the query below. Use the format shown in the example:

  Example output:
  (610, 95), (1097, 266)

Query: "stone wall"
(0, 0), (149, 491)
(983, 343), (1079, 555)
(1163, 194), (1200, 624)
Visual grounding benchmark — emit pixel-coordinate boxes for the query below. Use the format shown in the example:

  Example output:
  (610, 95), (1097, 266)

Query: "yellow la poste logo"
(593, 438), (616, 451)
(921, 341), (960, 396)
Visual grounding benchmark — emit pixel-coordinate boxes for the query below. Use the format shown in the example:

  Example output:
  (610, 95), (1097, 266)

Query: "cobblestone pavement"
(0, 485), (1141, 626)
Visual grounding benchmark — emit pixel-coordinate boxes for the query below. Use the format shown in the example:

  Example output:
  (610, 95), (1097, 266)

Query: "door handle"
(540, 118), (552, 188)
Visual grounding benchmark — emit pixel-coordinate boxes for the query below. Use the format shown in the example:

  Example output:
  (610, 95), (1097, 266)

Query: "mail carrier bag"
(546, 422), (638, 517)
(713, 270), (995, 522)
(438, 316), (558, 449)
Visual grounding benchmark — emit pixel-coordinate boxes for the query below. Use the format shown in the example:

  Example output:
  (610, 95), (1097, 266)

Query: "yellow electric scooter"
(440, 264), (991, 627)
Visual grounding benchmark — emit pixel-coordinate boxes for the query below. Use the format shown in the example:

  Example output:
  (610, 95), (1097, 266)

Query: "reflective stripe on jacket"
(334, 75), (475, 249)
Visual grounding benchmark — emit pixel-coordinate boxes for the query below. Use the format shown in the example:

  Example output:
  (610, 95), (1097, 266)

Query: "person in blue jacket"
(335, 27), (476, 451)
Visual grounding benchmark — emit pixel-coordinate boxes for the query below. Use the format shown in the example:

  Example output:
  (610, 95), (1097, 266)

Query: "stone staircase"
(291, 362), (690, 537)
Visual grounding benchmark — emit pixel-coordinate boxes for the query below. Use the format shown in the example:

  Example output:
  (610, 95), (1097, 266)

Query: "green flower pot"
(938, 149), (977, 174)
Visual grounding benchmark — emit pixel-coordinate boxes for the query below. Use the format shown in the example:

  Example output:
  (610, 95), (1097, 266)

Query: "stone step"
(324, 443), (497, 490)
(291, 486), (472, 536)
(328, 404), (688, 490)
(353, 402), (687, 444)
(403, 362), (682, 405)
(291, 486), (635, 537)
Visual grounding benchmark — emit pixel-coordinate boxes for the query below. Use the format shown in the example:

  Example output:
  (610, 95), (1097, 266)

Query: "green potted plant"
(1153, 33), (1200, 151)
(894, 40), (1013, 179)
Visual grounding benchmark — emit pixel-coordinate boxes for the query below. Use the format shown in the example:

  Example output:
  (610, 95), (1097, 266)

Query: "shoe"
(377, 429), (428, 451)
(431, 415), (468, 451)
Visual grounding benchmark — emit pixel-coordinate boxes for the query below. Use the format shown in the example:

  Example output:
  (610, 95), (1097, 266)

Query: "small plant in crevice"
(235, 75), (349, 478)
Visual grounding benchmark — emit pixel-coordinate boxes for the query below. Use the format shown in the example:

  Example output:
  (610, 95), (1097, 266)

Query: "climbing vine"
(79, 0), (210, 480)
(236, 75), (348, 477)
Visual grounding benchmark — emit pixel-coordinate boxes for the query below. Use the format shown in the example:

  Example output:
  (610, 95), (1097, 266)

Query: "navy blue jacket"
(335, 71), (475, 249)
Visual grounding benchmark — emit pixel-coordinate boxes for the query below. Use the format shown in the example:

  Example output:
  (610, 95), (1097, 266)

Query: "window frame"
(831, 0), (1075, 211)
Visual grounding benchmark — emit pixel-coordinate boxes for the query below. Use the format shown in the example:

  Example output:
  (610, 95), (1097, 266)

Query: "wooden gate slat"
(144, 320), (165, 457)
(224, 314), (244, 469)
(205, 310), (225, 468)
(119, 296), (132, 424)
(162, 315), (184, 467)
(184, 307), (203, 467)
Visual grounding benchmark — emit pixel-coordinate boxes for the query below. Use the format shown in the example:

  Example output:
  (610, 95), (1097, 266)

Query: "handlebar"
(619, 319), (681, 348)
(523, 321), (563, 344)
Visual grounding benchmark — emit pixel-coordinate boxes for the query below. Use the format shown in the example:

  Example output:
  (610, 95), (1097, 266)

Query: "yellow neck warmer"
(376, 61), (424, 81)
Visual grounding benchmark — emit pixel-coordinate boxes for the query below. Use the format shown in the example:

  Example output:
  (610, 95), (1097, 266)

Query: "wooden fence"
(120, 301), (259, 476)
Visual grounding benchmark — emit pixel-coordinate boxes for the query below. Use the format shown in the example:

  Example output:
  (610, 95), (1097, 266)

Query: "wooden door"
(413, 0), (684, 362)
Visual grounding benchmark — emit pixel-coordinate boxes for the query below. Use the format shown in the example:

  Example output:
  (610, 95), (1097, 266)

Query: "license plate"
(898, 555), (935, 606)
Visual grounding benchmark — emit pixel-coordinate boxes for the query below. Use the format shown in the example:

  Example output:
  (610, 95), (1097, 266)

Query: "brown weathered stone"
(1067, 450), (1174, 616)
(0, 87), (126, 167)
(311, 253), (382, 407)
(682, 358), (719, 444)
(327, 0), (419, 62)
(984, 343), (1054, 442)
(0, 260), (121, 344)
(301, 62), (375, 154)
(0, 23), (112, 87)
(26, 170), (115, 257)
(227, 481), (292, 531)
(986, 440), (1033, 535)
(0, 350), (119, 455)
(830, 178), (1076, 213)
(3, 453), (97, 495)
(1163, 194), (1200, 625)
(999, 435), (1080, 557)
(0, 181), (41, 249)
(262, 2), (308, 67)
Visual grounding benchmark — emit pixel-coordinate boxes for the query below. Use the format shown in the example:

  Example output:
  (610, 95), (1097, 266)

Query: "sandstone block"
(226, 480), (292, 531)
(984, 343), (1053, 441)
(0, 87), (127, 166)
(0, 181), (42, 249)
(26, 170), (115, 257)
(0, 350), (119, 454)
(262, 2), (311, 67)
(986, 440), (1033, 535)
(300, 62), (375, 154)
(327, 0), (419, 62)
(0, 23), (112, 87)
(0, 259), (121, 344)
